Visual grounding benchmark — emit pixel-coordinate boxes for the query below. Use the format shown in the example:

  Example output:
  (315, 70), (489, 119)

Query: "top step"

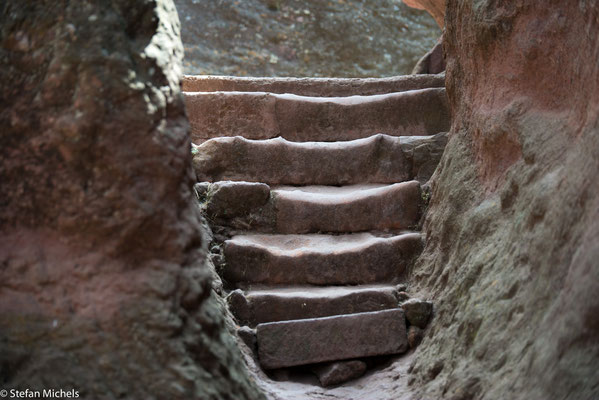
(182, 73), (445, 97)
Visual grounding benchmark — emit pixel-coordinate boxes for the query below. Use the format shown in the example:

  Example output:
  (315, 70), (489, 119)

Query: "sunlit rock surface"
(175, 0), (440, 77)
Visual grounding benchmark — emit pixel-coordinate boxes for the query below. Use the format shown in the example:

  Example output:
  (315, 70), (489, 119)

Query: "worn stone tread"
(185, 88), (449, 143)
(223, 232), (423, 285)
(271, 182), (421, 233)
(230, 284), (401, 327)
(193, 134), (437, 185)
(182, 73), (445, 97)
(256, 309), (408, 369)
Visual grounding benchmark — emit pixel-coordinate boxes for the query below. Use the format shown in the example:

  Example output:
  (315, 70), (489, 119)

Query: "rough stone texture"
(397, 291), (411, 303)
(223, 233), (423, 286)
(399, 133), (448, 183)
(412, 36), (445, 75)
(237, 326), (258, 355)
(0, 1), (264, 399)
(203, 181), (271, 219)
(193, 134), (440, 185)
(231, 285), (401, 327)
(401, 298), (433, 329)
(184, 88), (450, 143)
(256, 309), (408, 369)
(176, 0), (440, 77)
(407, 326), (425, 349)
(311, 360), (368, 387)
(183, 74), (446, 97)
(205, 183), (422, 234)
(403, 0), (446, 28)
(273, 182), (422, 234)
(409, 2), (599, 399)
(227, 289), (251, 325)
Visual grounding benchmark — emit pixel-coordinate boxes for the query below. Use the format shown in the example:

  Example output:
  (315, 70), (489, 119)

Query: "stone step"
(184, 88), (449, 143)
(182, 73), (445, 97)
(228, 284), (402, 327)
(256, 309), (408, 369)
(223, 232), (423, 286)
(193, 133), (446, 185)
(271, 182), (421, 233)
(198, 182), (422, 234)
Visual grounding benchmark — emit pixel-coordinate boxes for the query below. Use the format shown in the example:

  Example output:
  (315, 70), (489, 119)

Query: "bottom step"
(256, 309), (408, 369)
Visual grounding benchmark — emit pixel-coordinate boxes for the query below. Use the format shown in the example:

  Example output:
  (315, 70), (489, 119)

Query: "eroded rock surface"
(185, 88), (450, 143)
(0, 1), (264, 399)
(256, 309), (409, 369)
(409, 1), (599, 399)
(403, 0), (446, 28)
(175, 0), (440, 77)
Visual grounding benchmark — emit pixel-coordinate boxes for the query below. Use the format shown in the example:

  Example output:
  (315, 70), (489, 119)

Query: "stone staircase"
(184, 73), (449, 387)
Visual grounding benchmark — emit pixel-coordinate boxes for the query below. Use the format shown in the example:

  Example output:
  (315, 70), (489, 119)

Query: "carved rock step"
(199, 182), (421, 233)
(257, 309), (408, 369)
(185, 88), (449, 143)
(229, 284), (402, 327)
(272, 182), (421, 233)
(194, 134), (445, 185)
(182, 73), (445, 97)
(223, 232), (423, 286)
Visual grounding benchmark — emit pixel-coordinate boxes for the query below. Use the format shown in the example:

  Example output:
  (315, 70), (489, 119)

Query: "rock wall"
(0, 1), (264, 399)
(175, 0), (440, 77)
(402, 0), (445, 28)
(409, 1), (599, 399)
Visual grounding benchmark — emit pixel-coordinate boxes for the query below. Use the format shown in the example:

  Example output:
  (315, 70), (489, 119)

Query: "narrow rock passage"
(186, 74), (449, 398)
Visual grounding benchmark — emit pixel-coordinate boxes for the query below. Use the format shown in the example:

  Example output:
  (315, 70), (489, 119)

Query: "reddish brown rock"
(185, 88), (449, 143)
(403, 0), (445, 28)
(223, 232), (423, 286)
(0, 1), (264, 399)
(230, 285), (401, 327)
(402, 133), (448, 183)
(311, 360), (368, 387)
(412, 36), (445, 75)
(193, 134), (435, 185)
(409, 2), (599, 399)
(273, 182), (421, 233)
(256, 309), (408, 369)
(182, 74), (445, 96)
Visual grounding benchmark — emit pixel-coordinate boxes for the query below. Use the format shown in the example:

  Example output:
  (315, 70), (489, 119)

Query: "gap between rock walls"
(186, 69), (449, 398)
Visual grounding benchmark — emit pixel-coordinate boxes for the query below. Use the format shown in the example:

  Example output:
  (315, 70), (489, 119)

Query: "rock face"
(175, 0), (440, 77)
(401, 298), (433, 329)
(0, 1), (264, 399)
(402, 0), (446, 28)
(409, 1), (599, 399)
(412, 36), (445, 75)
